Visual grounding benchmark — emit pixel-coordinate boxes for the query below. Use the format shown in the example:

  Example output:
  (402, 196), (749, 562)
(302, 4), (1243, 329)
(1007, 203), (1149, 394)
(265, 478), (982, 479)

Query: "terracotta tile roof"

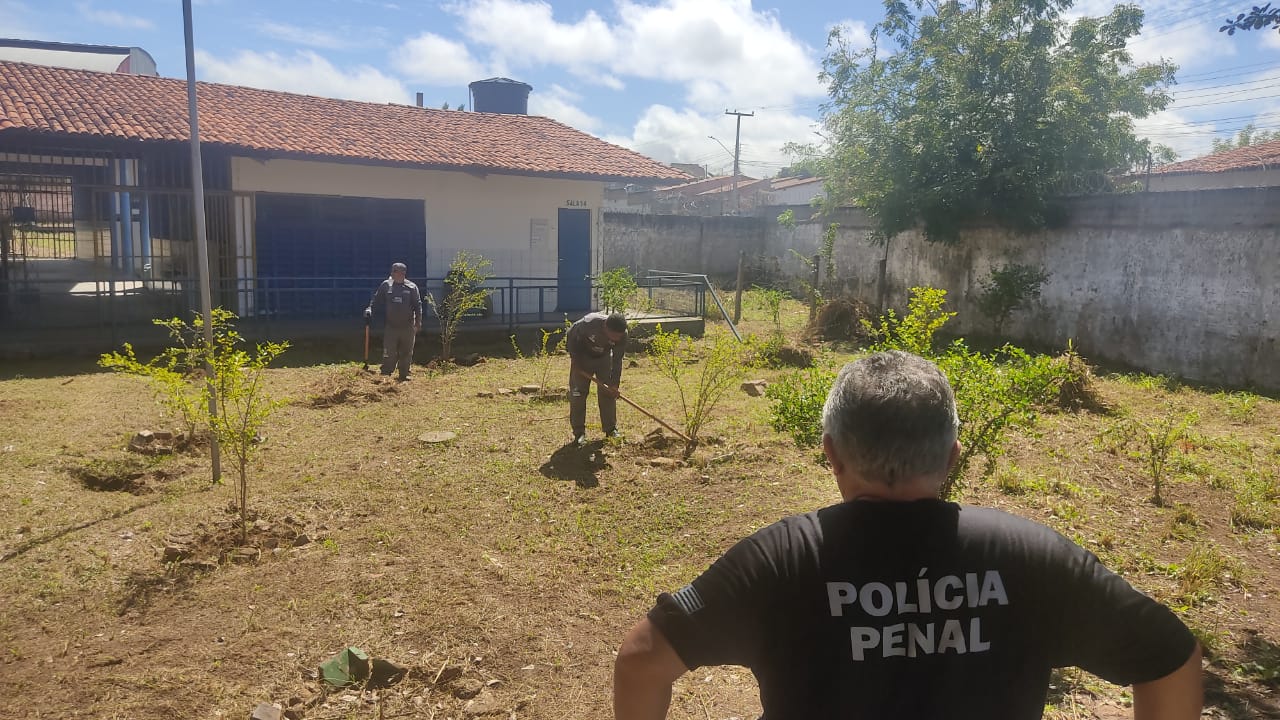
(0, 60), (686, 182)
(1150, 138), (1280, 175)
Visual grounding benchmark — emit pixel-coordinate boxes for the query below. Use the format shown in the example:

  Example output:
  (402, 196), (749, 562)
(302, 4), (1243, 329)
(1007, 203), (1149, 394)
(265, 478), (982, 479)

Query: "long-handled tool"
(576, 369), (692, 444)
(362, 315), (371, 371)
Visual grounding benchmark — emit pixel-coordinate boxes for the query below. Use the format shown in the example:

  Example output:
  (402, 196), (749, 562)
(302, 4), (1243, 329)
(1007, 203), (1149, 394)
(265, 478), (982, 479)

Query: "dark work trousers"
(569, 354), (618, 437)
(381, 325), (417, 379)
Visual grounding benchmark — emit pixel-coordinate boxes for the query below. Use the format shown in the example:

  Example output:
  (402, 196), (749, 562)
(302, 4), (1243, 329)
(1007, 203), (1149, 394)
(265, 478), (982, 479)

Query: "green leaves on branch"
(820, 0), (1176, 243)
(976, 263), (1050, 336)
(769, 287), (1080, 499)
(862, 286), (956, 356)
(428, 251), (493, 362)
(99, 309), (288, 541)
(649, 328), (746, 446)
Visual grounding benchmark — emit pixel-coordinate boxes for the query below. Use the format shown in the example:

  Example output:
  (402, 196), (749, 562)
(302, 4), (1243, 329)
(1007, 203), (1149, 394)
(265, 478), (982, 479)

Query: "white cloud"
(451, 0), (618, 66)
(1262, 29), (1280, 51)
(529, 84), (603, 132)
(76, 2), (153, 30)
(605, 103), (822, 172)
(257, 21), (357, 50)
(196, 49), (409, 104)
(392, 32), (488, 86)
(448, 0), (826, 110)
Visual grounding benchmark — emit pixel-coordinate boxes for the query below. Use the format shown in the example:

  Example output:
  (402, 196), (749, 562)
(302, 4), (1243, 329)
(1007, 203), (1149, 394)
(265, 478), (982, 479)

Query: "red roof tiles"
(1151, 138), (1280, 176)
(0, 60), (686, 182)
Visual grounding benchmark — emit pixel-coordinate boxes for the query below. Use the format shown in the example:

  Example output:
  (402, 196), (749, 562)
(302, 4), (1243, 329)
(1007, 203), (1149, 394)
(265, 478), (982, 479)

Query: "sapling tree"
(649, 328), (746, 451)
(427, 251), (492, 362)
(976, 263), (1050, 336)
(204, 312), (289, 542)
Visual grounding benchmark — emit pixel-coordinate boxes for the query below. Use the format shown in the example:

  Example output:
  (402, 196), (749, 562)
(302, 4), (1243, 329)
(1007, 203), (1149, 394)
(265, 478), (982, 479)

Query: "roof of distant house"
(769, 175), (824, 190)
(0, 39), (155, 75)
(658, 174), (755, 194)
(1150, 139), (1280, 176)
(0, 60), (685, 182)
(697, 177), (770, 196)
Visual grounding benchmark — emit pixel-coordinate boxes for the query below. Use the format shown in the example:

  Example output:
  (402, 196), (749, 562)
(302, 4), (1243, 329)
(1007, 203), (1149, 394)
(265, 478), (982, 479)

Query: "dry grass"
(0, 299), (1277, 719)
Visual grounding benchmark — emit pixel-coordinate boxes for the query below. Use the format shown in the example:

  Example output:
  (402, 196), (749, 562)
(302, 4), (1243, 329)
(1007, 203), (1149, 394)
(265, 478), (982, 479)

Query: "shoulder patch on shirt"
(671, 584), (705, 615)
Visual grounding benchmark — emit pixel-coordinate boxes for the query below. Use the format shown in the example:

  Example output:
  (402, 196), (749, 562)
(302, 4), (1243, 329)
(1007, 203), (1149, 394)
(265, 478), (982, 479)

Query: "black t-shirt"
(648, 499), (1195, 720)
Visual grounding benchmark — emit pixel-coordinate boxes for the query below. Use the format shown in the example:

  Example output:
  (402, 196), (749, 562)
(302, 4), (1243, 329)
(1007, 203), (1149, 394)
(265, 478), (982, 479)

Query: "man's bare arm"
(613, 618), (688, 720)
(1133, 643), (1202, 720)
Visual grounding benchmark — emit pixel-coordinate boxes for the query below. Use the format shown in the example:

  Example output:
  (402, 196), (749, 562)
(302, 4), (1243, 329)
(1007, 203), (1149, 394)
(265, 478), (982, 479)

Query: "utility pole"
(725, 109), (753, 215)
(183, 0), (221, 483)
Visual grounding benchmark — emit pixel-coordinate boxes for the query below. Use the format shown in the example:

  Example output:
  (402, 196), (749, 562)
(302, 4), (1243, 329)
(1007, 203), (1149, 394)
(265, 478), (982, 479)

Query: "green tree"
(820, 0), (1175, 244)
(426, 251), (492, 362)
(1210, 123), (1280, 154)
(976, 263), (1050, 336)
(1220, 4), (1280, 35)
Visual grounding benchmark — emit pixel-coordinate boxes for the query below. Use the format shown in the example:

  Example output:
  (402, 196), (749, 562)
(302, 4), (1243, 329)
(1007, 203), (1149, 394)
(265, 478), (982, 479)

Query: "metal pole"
(184, 0), (221, 483)
(733, 250), (745, 324)
(725, 110), (754, 215)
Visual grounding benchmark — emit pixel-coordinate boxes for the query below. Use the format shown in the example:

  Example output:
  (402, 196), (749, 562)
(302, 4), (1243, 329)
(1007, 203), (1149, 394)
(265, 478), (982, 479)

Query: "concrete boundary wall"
(603, 187), (1280, 390)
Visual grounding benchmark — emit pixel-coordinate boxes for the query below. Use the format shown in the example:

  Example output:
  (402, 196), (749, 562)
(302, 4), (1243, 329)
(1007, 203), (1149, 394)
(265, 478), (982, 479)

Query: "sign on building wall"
(530, 218), (549, 251)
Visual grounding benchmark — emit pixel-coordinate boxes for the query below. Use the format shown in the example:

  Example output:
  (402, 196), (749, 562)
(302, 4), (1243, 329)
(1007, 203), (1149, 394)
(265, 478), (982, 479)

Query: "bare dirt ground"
(0, 312), (1276, 719)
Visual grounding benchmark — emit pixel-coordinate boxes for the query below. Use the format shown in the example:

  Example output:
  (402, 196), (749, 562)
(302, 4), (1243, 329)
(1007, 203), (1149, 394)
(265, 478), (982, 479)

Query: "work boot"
(574, 434), (588, 448)
(605, 428), (623, 440)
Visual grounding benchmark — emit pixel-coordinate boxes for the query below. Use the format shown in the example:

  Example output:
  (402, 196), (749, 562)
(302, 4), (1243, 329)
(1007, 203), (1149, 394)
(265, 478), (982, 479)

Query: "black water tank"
(469, 77), (532, 115)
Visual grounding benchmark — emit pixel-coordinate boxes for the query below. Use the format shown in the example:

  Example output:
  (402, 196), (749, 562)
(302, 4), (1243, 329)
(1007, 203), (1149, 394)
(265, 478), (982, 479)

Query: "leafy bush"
(976, 263), (1050, 335)
(599, 267), (640, 314)
(1098, 408), (1199, 506)
(765, 364), (837, 448)
(863, 286), (956, 356)
(426, 251), (492, 362)
(100, 309), (288, 540)
(769, 286), (1077, 498)
(649, 328), (746, 447)
(748, 285), (788, 333)
(936, 342), (1073, 499)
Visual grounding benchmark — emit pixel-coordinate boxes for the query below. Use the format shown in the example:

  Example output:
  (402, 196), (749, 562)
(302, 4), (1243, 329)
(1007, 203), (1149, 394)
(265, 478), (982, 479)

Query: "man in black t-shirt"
(613, 351), (1202, 720)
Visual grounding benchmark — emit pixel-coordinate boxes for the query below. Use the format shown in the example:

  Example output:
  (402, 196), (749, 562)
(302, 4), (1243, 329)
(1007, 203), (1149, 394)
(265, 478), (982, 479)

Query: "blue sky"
(3, 0), (1280, 174)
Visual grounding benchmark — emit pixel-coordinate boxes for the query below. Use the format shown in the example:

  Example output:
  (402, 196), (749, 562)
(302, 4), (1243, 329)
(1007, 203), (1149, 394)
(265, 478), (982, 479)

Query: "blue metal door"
(255, 194), (426, 318)
(556, 208), (591, 312)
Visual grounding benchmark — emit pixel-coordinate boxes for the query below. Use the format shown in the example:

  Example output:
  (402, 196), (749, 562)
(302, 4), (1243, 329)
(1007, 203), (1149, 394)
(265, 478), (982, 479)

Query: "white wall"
(771, 182), (824, 206)
(1146, 167), (1280, 192)
(231, 157), (606, 313)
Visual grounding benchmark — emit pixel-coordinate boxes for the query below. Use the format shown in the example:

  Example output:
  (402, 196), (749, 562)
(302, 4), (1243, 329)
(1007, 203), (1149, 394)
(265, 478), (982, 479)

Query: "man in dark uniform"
(365, 262), (422, 381)
(566, 311), (628, 446)
(613, 351), (1202, 720)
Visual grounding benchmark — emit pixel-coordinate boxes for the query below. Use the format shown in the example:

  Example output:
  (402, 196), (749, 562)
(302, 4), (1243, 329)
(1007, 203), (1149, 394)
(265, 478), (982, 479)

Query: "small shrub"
(975, 262), (1050, 336)
(765, 364), (837, 449)
(511, 321), (568, 394)
(650, 328), (747, 447)
(863, 286), (955, 357)
(426, 251), (492, 362)
(1102, 408), (1198, 506)
(937, 342), (1074, 499)
(748, 285), (788, 332)
(599, 267), (640, 314)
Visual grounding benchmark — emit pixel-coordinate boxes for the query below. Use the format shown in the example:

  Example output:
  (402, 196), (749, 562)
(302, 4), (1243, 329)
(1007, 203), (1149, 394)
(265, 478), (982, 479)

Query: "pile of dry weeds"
(807, 297), (873, 343)
(302, 366), (401, 408)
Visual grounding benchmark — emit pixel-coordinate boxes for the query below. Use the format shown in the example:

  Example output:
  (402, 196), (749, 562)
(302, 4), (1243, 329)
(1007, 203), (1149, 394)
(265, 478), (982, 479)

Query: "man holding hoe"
(365, 262), (422, 381)
(613, 351), (1201, 719)
(566, 311), (628, 446)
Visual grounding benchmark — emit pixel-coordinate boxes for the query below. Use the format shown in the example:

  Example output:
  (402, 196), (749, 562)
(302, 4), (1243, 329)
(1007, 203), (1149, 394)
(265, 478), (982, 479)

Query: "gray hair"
(821, 351), (960, 486)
